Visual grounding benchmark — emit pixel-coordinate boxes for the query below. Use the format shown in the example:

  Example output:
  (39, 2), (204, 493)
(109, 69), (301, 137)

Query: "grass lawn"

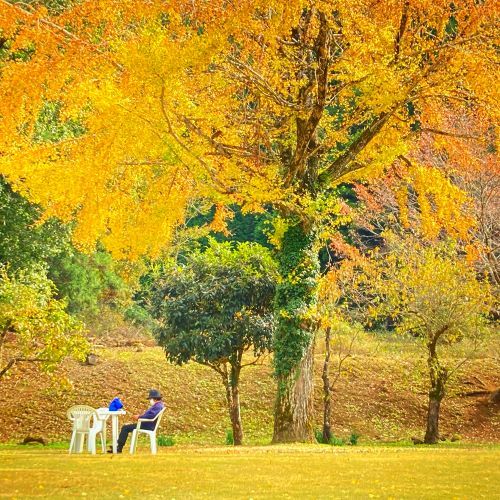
(0, 444), (499, 499)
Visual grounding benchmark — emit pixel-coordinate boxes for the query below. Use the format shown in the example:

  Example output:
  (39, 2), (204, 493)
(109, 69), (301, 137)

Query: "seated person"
(111, 389), (164, 453)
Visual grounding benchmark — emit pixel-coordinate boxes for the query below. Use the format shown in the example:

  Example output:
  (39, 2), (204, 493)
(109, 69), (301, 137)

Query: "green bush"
(315, 429), (346, 446)
(329, 435), (345, 446)
(315, 429), (325, 444)
(349, 432), (360, 446)
(0, 266), (88, 380)
(225, 430), (234, 445)
(124, 303), (155, 328)
(157, 435), (175, 447)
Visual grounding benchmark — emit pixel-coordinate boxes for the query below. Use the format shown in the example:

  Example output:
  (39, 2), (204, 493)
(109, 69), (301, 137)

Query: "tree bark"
(220, 363), (244, 446)
(0, 358), (16, 380)
(424, 338), (448, 444)
(230, 364), (243, 446)
(273, 340), (316, 442)
(272, 223), (319, 443)
(425, 395), (442, 444)
(322, 326), (332, 443)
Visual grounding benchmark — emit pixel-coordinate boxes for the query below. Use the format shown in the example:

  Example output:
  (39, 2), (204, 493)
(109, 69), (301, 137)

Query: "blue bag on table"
(108, 397), (124, 411)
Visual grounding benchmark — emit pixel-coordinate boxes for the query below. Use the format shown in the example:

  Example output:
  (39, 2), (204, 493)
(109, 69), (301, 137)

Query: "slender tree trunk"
(229, 364), (243, 446)
(220, 363), (244, 446)
(322, 326), (332, 443)
(424, 342), (448, 444)
(273, 223), (320, 443)
(222, 372), (233, 419)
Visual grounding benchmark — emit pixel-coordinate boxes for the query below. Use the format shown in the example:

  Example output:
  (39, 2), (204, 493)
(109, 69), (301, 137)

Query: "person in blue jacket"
(110, 389), (164, 453)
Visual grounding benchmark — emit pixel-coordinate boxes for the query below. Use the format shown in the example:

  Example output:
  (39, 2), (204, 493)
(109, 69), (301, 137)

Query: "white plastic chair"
(129, 407), (166, 455)
(67, 405), (105, 454)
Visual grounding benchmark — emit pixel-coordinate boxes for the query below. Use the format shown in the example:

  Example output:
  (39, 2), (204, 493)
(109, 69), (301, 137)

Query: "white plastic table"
(96, 408), (126, 453)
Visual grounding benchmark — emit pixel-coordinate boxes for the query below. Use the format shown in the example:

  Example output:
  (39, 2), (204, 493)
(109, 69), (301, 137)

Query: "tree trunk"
(273, 340), (316, 442)
(322, 326), (332, 443)
(220, 363), (244, 446)
(425, 395), (442, 444)
(230, 364), (243, 446)
(273, 223), (320, 443)
(424, 344), (448, 444)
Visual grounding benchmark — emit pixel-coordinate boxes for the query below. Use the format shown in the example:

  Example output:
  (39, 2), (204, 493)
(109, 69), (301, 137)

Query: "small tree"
(317, 260), (366, 443)
(150, 240), (277, 445)
(0, 267), (88, 381)
(369, 237), (493, 444)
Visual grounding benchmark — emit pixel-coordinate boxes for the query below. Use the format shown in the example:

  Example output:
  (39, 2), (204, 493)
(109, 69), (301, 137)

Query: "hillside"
(0, 333), (498, 445)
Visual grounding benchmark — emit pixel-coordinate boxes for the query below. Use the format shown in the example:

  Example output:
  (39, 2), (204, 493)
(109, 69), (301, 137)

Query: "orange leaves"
(329, 236), (362, 262)
(209, 204), (234, 236)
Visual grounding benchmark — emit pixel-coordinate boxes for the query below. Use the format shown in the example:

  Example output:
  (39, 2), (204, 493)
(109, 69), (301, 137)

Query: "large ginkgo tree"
(0, 0), (497, 441)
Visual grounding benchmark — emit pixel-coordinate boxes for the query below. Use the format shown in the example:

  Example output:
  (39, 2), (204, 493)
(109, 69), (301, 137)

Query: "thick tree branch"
(241, 354), (268, 368)
(319, 111), (392, 185)
(427, 324), (450, 358)
(394, 0), (410, 63)
(0, 356), (50, 380)
(0, 358), (16, 380)
(287, 11), (331, 187)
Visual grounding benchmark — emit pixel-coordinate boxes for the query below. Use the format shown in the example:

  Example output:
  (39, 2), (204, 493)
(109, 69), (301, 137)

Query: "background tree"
(0, 266), (88, 380)
(316, 259), (368, 444)
(367, 236), (493, 444)
(149, 240), (277, 445)
(0, 177), (71, 273)
(327, 144), (498, 441)
(0, 0), (496, 442)
(0, 177), (141, 319)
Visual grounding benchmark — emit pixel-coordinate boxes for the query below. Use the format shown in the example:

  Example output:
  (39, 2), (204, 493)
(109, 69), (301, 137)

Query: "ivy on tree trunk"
(273, 223), (320, 443)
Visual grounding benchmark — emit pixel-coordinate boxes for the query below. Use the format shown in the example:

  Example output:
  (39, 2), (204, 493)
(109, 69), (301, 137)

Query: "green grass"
(0, 445), (498, 499)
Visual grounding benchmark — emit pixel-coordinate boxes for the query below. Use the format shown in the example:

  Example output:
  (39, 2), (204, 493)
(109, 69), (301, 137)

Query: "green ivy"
(273, 222), (320, 379)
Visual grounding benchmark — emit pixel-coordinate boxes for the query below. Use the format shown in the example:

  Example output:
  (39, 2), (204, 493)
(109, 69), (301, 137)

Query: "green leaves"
(0, 266), (88, 379)
(369, 237), (493, 346)
(0, 177), (135, 317)
(149, 239), (277, 367)
(273, 223), (320, 377)
(0, 178), (71, 272)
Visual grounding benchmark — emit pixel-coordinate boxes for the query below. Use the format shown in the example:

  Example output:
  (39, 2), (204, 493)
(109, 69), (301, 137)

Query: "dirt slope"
(0, 338), (498, 444)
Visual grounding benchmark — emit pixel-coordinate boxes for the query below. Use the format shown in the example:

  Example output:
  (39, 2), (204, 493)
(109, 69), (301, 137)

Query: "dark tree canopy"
(150, 239), (277, 367)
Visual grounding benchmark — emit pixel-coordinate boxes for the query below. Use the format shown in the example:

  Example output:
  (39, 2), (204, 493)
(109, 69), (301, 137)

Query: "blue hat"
(147, 389), (162, 400)
(109, 397), (124, 411)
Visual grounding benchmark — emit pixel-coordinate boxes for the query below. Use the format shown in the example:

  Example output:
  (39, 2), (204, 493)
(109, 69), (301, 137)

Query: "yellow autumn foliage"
(0, 0), (496, 257)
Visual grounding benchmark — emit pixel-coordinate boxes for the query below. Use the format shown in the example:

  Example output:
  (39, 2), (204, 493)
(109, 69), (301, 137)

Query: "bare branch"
(0, 356), (50, 380)
(226, 57), (301, 110)
(419, 127), (481, 141)
(241, 355), (267, 368)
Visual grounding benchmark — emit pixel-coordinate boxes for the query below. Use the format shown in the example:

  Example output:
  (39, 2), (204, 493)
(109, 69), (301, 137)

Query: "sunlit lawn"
(0, 444), (499, 499)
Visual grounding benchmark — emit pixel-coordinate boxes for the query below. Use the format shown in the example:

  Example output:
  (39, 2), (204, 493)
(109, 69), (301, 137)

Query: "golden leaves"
(0, 0), (497, 258)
